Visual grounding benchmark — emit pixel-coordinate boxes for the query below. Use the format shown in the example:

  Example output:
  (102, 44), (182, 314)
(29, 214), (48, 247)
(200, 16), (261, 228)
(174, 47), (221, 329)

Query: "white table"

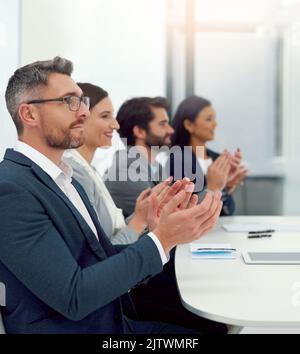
(175, 216), (300, 333)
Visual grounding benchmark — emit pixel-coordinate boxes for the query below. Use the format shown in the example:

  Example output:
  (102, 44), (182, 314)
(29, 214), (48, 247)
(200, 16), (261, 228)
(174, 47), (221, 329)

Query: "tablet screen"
(248, 252), (300, 262)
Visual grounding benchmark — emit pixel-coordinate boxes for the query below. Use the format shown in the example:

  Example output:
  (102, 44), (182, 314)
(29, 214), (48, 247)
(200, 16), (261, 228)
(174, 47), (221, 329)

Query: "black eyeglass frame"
(26, 95), (90, 112)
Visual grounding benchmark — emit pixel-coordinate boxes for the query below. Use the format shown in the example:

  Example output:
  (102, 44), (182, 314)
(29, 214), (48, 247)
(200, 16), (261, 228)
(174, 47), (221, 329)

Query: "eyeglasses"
(26, 95), (90, 112)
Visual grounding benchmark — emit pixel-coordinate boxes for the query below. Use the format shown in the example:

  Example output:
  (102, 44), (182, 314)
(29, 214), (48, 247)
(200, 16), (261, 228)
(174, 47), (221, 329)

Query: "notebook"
(190, 243), (237, 259)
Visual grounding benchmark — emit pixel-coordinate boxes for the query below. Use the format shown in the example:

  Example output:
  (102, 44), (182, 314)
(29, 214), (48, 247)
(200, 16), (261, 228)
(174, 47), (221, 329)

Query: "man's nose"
(168, 124), (175, 135)
(77, 102), (90, 120)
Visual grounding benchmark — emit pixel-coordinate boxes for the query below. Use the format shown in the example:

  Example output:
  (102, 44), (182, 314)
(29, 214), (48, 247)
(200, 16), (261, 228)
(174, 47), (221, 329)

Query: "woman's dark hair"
(116, 96), (169, 146)
(77, 82), (108, 110)
(171, 95), (211, 148)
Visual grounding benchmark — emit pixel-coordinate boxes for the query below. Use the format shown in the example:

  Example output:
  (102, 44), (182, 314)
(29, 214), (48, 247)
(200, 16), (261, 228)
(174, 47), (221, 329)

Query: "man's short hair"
(5, 56), (73, 136)
(116, 96), (169, 146)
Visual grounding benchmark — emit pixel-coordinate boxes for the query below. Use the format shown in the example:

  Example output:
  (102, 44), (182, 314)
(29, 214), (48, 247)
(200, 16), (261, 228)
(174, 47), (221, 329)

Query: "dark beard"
(145, 132), (168, 148)
(44, 119), (85, 150)
(45, 130), (84, 149)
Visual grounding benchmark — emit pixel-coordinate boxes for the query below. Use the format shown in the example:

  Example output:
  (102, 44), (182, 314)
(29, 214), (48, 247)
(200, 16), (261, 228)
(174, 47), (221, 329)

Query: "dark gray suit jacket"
(0, 149), (162, 333)
(105, 147), (160, 217)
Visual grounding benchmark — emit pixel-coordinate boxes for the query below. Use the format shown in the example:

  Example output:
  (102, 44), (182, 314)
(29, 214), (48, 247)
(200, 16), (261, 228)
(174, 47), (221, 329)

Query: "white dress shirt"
(14, 141), (99, 239)
(197, 156), (213, 175)
(13, 141), (168, 264)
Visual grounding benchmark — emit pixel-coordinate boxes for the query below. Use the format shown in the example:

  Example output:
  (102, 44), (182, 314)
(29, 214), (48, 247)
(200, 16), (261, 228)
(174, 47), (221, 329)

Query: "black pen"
(248, 234), (272, 239)
(248, 229), (275, 235)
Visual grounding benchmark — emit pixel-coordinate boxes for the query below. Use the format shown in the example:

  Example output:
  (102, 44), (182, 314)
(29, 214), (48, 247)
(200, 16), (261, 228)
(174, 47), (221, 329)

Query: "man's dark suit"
(0, 149), (163, 334)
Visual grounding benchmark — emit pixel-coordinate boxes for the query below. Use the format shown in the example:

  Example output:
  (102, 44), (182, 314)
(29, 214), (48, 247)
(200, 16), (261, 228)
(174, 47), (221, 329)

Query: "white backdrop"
(0, 0), (19, 160)
(1, 0), (167, 171)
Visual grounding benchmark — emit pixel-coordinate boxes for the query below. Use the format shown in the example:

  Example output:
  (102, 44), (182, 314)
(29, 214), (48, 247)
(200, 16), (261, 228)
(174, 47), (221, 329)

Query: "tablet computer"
(242, 252), (300, 265)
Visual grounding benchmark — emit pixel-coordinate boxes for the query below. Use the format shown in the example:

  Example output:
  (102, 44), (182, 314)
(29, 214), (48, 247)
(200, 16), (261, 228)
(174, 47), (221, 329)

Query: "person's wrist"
(129, 215), (147, 234)
(205, 188), (214, 194)
(206, 184), (219, 192)
(152, 226), (172, 254)
(134, 210), (148, 224)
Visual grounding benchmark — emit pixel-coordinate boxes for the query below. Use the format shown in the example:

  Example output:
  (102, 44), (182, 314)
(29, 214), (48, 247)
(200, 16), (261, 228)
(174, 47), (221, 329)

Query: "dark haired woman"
(170, 96), (247, 216)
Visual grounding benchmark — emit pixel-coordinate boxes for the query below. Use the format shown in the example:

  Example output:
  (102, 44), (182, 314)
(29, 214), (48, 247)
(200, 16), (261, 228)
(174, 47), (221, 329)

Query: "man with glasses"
(0, 57), (222, 334)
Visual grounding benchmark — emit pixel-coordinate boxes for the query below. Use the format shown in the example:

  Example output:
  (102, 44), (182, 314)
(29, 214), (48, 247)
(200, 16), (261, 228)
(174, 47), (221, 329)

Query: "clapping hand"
(206, 150), (231, 191)
(153, 190), (223, 253)
(226, 149), (248, 194)
(147, 178), (198, 230)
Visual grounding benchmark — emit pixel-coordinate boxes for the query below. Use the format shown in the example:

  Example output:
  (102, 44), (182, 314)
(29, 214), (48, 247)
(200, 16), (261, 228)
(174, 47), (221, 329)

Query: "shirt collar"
(63, 149), (90, 169)
(14, 141), (73, 182)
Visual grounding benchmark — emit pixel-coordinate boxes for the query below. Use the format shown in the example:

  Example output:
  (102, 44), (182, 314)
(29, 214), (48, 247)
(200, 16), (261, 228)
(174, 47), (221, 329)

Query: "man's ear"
(18, 104), (39, 128)
(183, 119), (194, 134)
(133, 125), (147, 140)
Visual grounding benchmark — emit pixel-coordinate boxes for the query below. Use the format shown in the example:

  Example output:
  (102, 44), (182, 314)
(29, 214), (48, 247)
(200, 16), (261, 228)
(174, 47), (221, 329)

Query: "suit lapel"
(31, 164), (111, 260)
(72, 179), (117, 257)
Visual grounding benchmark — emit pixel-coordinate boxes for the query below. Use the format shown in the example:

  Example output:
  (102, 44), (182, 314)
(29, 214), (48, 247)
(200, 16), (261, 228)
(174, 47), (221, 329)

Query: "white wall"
(20, 0), (167, 173)
(21, 0), (167, 110)
(195, 0), (280, 24)
(0, 0), (19, 160)
(282, 19), (300, 215)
